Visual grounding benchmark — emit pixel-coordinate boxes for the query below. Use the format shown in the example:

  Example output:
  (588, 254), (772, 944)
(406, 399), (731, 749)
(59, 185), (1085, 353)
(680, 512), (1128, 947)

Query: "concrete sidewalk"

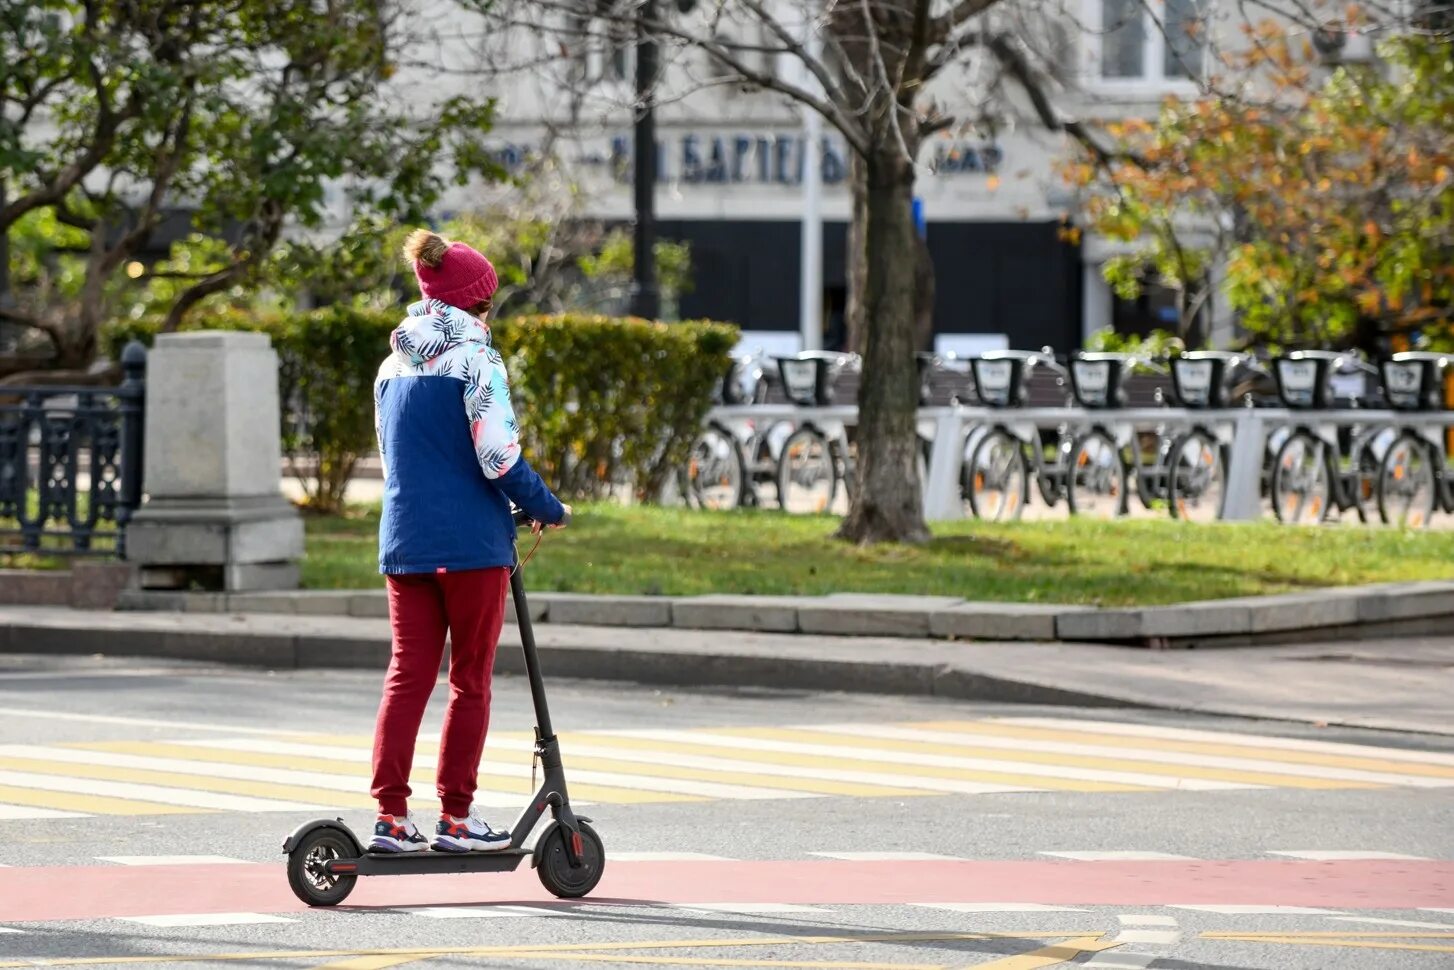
(2, 605), (1449, 736)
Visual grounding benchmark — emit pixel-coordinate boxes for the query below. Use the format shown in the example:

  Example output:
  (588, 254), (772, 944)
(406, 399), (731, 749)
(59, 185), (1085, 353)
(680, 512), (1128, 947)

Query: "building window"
(1096, 0), (1205, 85)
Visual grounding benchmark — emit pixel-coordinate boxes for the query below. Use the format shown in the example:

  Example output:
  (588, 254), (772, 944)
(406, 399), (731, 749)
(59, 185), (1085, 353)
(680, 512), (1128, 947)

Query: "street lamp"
(628, 0), (661, 320)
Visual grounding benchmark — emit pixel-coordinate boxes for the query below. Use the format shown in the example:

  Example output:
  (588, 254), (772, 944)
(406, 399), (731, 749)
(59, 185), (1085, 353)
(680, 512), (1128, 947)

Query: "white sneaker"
(369, 812), (430, 853)
(433, 807), (511, 853)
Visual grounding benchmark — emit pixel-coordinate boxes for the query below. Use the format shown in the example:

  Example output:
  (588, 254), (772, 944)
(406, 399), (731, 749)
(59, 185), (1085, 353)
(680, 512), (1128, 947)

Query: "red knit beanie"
(403, 230), (498, 310)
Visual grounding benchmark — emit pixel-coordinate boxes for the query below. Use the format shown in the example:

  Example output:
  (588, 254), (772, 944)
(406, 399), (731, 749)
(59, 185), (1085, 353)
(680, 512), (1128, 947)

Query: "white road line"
(1113, 930), (1181, 945)
(1169, 905), (1346, 915)
(1267, 850), (1430, 860)
(991, 717), (1454, 768)
(0, 927), (24, 934)
(911, 903), (1089, 913)
(0, 769), (327, 813)
(0, 803), (86, 820)
(608, 852), (735, 862)
(174, 738), (810, 801)
(810, 724), (1453, 788)
(676, 903), (827, 914)
(596, 729), (1253, 791)
(811, 852), (963, 862)
(1420, 908), (1454, 915)
(97, 855), (251, 866)
(403, 905), (566, 919)
(1117, 915), (1178, 926)
(119, 912), (296, 927)
(1039, 851), (1197, 861)
(0, 707), (303, 737)
(1328, 916), (1454, 929)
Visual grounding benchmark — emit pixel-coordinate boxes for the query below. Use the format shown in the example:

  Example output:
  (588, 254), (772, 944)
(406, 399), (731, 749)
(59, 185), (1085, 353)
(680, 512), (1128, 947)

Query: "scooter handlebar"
(512, 507), (572, 529)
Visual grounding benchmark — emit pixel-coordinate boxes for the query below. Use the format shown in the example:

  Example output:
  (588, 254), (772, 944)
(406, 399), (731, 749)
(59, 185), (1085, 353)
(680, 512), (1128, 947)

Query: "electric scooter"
(282, 508), (604, 906)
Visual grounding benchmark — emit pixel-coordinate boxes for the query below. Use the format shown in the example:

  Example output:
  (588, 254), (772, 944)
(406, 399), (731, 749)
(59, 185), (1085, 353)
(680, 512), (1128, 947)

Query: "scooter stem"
(510, 560), (555, 742)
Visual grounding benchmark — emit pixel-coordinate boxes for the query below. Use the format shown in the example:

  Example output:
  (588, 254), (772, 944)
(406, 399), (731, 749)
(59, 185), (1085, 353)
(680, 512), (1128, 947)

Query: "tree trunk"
(844, 153), (869, 355)
(914, 230), (935, 352)
(835, 155), (930, 545)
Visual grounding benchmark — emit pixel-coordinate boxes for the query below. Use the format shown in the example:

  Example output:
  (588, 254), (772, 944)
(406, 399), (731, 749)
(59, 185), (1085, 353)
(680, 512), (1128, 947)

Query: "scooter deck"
(328, 849), (529, 877)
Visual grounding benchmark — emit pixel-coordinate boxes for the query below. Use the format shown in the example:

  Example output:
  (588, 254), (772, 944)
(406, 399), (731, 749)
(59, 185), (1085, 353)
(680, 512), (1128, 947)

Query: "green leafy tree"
(1, 0), (498, 368)
(1068, 31), (1454, 352)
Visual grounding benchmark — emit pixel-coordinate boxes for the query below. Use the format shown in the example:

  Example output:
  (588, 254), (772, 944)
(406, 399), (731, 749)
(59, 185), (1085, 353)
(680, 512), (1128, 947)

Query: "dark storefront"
(661, 219), (1083, 353)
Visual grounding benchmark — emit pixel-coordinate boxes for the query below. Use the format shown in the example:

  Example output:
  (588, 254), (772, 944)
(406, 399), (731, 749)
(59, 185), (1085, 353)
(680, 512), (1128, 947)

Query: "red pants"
(371, 567), (509, 817)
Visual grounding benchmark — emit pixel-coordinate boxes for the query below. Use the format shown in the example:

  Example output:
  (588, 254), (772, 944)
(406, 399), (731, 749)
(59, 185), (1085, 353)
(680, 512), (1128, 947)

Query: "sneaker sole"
(432, 837), (511, 853)
(369, 838), (430, 854)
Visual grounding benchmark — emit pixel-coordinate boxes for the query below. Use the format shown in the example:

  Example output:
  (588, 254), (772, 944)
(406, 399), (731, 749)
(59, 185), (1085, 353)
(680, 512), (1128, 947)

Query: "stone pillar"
(127, 331), (304, 590)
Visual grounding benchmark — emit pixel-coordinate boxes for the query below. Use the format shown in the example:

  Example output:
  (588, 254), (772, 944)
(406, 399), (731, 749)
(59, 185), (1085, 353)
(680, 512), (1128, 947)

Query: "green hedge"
(105, 309), (735, 511)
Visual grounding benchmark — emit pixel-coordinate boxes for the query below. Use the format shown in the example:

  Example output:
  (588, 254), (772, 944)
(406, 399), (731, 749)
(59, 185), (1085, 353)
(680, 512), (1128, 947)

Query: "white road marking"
(676, 903), (827, 914)
(0, 707), (302, 737)
(810, 851), (963, 862)
(0, 927), (24, 934)
(1267, 850), (1430, 860)
(119, 912), (296, 927)
(1328, 916), (1454, 929)
(96, 855), (251, 866)
(991, 717), (1454, 768)
(1080, 956), (1157, 969)
(0, 804), (86, 820)
(1113, 930), (1181, 945)
(1169, 905), (1346, 915)
(596, 729), (1253, 791)
(1039, 851), (1197, 861)
(1419, 908), (1454, 915)
(0, 769), (327, 813)
(813, 724), (1452, 788)
(1117, 915), (1179, 926)
(403, 905), (567, 919)
(608, 852), (735, 862)
(175, 737), (811, 801)
(911, 902), (1089, 913)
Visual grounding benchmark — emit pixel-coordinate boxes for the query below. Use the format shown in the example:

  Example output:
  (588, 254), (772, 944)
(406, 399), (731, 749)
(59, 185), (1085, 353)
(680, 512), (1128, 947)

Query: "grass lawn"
(303, 503), (1454, 607)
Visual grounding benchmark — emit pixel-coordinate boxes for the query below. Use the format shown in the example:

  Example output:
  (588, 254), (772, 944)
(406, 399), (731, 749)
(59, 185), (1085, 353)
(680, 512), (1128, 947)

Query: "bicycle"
(683, 351), (789, 510)
(1060, 352), (1145, 518)
(1376, 351), (1453, 529)
(962, 350), (1075, 521)
(1269, 350), (1391, 525)
(774, 352), (859, 514)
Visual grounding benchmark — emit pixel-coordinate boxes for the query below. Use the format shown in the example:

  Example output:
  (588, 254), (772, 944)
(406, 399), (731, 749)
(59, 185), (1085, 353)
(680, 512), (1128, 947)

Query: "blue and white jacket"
(374, 300), (564, 574)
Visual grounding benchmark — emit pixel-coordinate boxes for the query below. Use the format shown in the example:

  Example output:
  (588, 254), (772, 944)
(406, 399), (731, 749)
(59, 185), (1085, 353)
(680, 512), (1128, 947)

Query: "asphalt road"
(0, 652), (1450, 970)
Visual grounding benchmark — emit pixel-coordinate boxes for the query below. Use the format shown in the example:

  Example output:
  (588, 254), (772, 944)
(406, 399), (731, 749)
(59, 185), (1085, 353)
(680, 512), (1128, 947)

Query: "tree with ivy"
(1068, 27), (1453, 352)
(1, 0), (497, 370)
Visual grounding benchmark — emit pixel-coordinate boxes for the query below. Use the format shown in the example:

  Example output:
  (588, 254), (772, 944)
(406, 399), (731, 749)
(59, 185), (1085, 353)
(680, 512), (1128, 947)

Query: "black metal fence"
(0, 342), (146, 558)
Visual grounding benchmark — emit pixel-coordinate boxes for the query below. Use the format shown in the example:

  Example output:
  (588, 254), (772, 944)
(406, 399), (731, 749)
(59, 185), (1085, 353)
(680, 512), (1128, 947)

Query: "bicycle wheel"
(964, 428), (1028, 521)
(1168, 429), (1227, 523)
(1271, 430), (1333, 525)
(777, 426), (838, 514)
(1065, 428), (1126, 519)
(1135, 432), (1174, 511)
(1378, 433), (1438, 529)
(685, 424), (746, 510)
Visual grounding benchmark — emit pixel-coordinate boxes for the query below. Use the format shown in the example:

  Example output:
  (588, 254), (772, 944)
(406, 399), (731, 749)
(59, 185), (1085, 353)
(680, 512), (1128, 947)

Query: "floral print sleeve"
(463, 342), (523, 480)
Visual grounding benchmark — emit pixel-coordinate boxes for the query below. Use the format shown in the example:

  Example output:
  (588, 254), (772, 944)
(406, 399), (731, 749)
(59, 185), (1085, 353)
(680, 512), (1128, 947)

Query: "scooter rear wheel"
(287, 828), (357, 907)
(536, 821), (605, 899)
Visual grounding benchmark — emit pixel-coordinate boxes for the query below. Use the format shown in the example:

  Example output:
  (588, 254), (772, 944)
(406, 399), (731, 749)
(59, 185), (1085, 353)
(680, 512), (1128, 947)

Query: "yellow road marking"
(966, 936), (1121, 969)
(918, 721), (1454, 780)
(71, 741), (698, 805)
(0, 931), (1112, 969)
(315, 958), (431, 970)
(0, 755), (374, 808)
(554, 733), (1153, 793)
(724, 727), (1369, 790)
(0, 783), (199, 816)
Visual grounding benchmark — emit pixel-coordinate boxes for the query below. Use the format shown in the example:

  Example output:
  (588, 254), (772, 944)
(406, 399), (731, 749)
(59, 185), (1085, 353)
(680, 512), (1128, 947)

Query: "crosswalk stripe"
(0, 803), (86, 820)
(71, 741), (527, 808)
(593, 729), (1239, 792)
(982, 717), (1454, 773)
(97, 855), (252, 866)
(1267, 851), (1430, 861)
(811, 852), (963, 861)
(0, 752), (379, 810)
(0, 782), (198, 817)
(119, 912), (296, 927)
(1039, 851), (1196, 861)
(0, 768), (327, 813)
(803, 724), (1390, 790)
(912, 903), (1089, 913)
(168, 738), (764, 802)
(1168, 905), (1346, 914)
(494, 734), (1053, 795)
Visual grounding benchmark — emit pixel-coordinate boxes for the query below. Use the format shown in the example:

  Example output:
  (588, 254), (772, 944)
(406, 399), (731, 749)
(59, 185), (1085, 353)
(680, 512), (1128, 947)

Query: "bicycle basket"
(775, 354), (852, 407)
(970, 356), (1022, 408)
(1273, 351), (1340, 409)
(1069, 353), (1127, 409)
(1172, 352), (1240, 408)
(1382, 352), (1451, 411)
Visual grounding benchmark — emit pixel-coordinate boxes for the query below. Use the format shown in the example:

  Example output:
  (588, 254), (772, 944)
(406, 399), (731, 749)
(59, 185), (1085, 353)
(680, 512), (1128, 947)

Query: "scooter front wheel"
(287, 827), (358, 907)
(535, 820), (605, 899)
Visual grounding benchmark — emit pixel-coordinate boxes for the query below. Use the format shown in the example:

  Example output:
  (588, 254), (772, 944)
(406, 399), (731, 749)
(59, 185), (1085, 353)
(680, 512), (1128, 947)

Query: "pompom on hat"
(402, 229), (498, 310)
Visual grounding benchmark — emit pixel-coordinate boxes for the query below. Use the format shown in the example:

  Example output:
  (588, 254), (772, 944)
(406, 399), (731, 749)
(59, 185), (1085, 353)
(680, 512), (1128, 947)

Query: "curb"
(115, 581), (1454, 646)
